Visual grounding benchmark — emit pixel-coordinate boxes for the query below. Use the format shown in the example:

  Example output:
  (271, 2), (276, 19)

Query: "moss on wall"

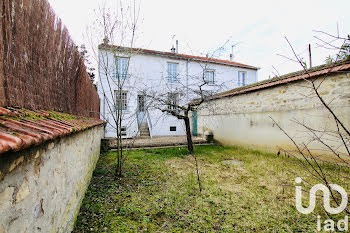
(0, 125), (104, 233)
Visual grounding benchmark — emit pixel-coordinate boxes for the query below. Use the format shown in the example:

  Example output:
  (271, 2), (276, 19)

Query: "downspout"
(146, 110), (153, 138)
(186, 59), (189, 102)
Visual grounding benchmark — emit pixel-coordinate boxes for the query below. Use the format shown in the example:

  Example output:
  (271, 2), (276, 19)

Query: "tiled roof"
(206, 59), (350, 101)
(99, 44), (259, 70)
(0, 108), (104, 154)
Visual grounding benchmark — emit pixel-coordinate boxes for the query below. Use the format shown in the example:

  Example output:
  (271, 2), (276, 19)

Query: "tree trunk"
(184, 112), (201, 192)
(184, 116), (194, 153)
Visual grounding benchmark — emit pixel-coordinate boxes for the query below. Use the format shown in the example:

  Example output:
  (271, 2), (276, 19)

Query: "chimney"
(229, 54), (233, 61)
(103, 36), (109, 45)
(171, 46), (176, 53)
(176, 40), (178, 53)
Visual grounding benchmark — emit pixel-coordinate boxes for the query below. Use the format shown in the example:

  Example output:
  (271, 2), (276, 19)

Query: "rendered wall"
(98, 49), (258, 138)
(195, 73), (350, 153)
(0, 125), (104, 233)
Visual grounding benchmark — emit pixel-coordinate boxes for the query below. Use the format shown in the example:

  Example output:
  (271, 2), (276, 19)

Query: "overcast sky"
(48, 0), (349, 81)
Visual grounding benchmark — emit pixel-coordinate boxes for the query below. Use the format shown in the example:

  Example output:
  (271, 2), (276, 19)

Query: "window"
(170, 126), (176, 131)
(167, 93), (178, 111)
(238, 71), (247, 87)
(167, 63), (178, 83)
(115, 90), (128, 110)
(116, 57), (129, 80)
(204, 70), (215, 84)
(121, 126), (127, 136)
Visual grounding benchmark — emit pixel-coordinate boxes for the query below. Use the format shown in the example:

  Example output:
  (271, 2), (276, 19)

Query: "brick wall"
(0, 0), (99, 118)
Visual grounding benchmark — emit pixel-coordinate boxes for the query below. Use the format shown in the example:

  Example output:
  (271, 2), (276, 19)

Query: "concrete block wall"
(195, 72), (350, 154)
(0, 125), (104, 233)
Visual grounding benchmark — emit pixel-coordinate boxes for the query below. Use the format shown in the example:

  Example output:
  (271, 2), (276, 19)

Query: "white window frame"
(167, 62), (178, 83)
(116, 57), (129, 80)
(115, 90), (128, 111)
(238, 71), (247, 87)
(204, 70), (215, 84)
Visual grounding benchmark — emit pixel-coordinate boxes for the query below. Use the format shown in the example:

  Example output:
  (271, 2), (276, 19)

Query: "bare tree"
(272, 31), (350, 214)
(86, 0), (141, 177)
(137, 44), (236, 192)
(140, 44), (233, 154)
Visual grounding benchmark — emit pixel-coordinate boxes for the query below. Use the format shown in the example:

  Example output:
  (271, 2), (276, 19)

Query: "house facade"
(97, 44), (259, 138)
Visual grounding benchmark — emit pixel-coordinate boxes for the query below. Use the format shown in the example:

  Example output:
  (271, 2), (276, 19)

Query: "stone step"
(139, 123), (149, 137)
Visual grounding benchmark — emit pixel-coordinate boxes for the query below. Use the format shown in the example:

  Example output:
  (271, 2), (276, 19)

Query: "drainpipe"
(186, 59), (189, 102)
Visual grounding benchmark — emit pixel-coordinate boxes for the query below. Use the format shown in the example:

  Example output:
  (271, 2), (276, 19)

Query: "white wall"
(194, 73), (350, 155)
(98, 48), (258, 138)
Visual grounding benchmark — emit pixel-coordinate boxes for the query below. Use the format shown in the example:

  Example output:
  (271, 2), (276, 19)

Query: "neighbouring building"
(98, 43), (259, 138)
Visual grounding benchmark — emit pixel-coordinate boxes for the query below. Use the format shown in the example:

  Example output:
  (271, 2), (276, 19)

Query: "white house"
(97, 43), (259, 138)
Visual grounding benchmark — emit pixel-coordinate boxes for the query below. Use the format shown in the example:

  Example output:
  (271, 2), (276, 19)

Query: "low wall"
(195, 72), (350, 154)
(0, 125), (104, 233)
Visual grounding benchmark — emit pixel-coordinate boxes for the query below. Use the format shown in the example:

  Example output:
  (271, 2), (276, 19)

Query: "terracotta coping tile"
(0, 108), (104, 154)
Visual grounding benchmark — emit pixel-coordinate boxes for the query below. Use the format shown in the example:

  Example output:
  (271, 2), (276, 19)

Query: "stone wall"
(0, 125), (104, 233)
(195, 72), (350, 154)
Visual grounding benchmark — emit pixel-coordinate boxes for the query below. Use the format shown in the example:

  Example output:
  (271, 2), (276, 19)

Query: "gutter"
(98, 45), (259, 71)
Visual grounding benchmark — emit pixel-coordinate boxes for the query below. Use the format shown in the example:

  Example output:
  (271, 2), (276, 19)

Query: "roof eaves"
(205, 59), (350, 101)
(98, 44), (259, 70)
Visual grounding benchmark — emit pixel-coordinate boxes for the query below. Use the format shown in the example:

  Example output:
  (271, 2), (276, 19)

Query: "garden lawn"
(73, 145), (350, 232)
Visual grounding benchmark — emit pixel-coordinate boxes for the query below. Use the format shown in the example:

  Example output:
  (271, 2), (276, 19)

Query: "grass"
(73, 145), (350, 232)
